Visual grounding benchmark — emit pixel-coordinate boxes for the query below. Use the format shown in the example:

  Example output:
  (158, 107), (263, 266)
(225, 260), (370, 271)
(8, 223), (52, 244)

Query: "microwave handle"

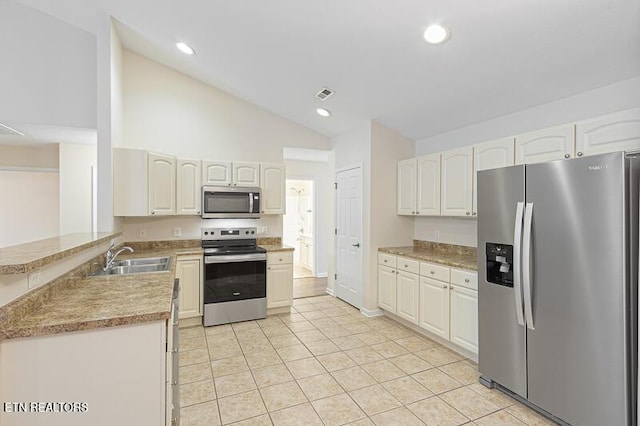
(249, 192), (254, 213)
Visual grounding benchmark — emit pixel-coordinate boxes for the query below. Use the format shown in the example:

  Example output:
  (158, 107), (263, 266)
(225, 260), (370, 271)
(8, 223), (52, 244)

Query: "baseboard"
(360, 306), (384, 317)
(178, 316), (202, 329)
(267, 306), (291, 315)
(325, 287), (335, 296)
(316, 273), (328, 278)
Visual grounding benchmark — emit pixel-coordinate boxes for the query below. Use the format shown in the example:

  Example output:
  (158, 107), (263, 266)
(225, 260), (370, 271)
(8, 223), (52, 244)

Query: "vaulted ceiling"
(16, 0), (640, 140)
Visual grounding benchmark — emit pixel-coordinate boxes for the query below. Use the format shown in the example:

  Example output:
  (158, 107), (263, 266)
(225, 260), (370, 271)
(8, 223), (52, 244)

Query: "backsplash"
(413, 240), (477, 257)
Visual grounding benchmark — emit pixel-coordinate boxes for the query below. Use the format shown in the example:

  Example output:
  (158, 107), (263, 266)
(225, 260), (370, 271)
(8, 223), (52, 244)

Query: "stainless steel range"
(202, 227), (267, 326)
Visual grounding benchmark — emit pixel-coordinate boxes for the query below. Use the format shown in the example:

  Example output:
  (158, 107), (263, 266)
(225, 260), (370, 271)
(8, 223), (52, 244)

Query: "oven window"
(205, 193), (250, 213)
(204, 260), (266, 303)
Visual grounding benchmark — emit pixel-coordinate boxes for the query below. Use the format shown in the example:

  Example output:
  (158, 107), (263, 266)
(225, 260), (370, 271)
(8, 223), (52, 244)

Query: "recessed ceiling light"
(316, 108), (331, 118)
(423, 25), (449, 44)
(176, 42), (195, 55)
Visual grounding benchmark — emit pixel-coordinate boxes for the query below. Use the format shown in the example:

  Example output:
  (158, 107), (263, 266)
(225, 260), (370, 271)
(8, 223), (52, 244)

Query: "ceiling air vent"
(315, 87), (334, 101)
(0, 122), (24, 136)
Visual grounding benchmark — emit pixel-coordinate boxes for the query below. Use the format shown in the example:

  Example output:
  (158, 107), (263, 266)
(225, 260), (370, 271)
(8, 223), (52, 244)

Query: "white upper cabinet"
(233, 162), (260, 187)
(397, 158), (417, 215)
(202, 161), (232, 186)
(417, 153), (441, 216)
(114, 148), (148, 216)
(261, 163), (285, 215)
(148, 152), (176, 215)
(515, 124), (575, 165)
(473, 137), (515, 215)
(575, 108), (640, 157)
(441, 147), (473, 217)
(177, 159), (201, 215)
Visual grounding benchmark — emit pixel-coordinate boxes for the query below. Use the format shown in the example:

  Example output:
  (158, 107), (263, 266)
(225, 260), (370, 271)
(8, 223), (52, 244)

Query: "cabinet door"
(515, 124), (575, 164)
(419, 277), (450, 339)
(417, 153), (441, 216)
(202, 160), (232, 186)
(473, 138), (515, 215)
(233, 162), (260, 187)
(148, 152), (176, 215)
(397, 158), (417, 215)
(176, 257), (202, 319)
(441, 147), (473, 217)
(378, 265), (397, 313)
(177, 159), (201, 215)
(396, 271), (419, 324)
(450, 285), (478, 354)
(260, 163), (285, 214)
(575, 108), (640, 157)
(267, 263), (293, 309)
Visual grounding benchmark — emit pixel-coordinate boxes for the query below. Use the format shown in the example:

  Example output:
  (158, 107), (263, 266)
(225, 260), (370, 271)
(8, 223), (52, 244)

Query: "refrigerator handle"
(522, 202), (535, 330)
(513, 202), (526, 327)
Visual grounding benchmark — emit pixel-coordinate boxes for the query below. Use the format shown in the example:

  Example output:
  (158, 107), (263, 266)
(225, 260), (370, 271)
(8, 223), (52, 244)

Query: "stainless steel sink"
(113, 257), (171, 267)
(91, 257), (172, 276)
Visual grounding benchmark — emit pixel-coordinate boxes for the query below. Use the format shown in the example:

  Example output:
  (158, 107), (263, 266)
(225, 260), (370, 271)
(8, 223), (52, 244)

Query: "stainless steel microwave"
(202, 186), (261, 219)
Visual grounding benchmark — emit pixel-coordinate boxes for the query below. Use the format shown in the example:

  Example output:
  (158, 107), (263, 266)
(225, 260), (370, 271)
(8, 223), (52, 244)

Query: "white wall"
(413, 76), (640, 247)
(119, 50), (331, 239)
(368, 121), (414, 311)
(0, 1), (96, 129)
(0, 144), (59, 168)
(97, 16), (124, 233)
(285, 160), (334, 277)
(122, 51), (330, 159)
(331, 123), (371, 298)
(59, 143), (97, 235)
(0, 171), (59, 248)
(416, 76), (640, 155)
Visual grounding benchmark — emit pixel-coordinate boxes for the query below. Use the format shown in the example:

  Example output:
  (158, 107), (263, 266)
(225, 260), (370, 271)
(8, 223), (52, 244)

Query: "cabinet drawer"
(397, 257), (419, 274)
(267, 252), (293, 265)
(378, 253), (397, 268)
(420, 262), (450, 282)
(451, 269), (477, 290)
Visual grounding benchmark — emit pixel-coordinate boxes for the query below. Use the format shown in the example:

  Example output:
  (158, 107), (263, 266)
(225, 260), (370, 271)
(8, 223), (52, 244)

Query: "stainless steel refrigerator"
(477, 151), (639, 426)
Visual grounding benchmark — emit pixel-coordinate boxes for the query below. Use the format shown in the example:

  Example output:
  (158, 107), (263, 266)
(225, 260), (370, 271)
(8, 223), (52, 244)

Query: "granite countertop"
(378, 246), (478, 271)
(0, 248), (185, 340)
(260, 244), (295, 252)
(0, 232), (121, 274)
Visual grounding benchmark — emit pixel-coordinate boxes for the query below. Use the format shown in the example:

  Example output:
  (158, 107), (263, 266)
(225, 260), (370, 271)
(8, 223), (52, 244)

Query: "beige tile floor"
(178, 295), (554, 426)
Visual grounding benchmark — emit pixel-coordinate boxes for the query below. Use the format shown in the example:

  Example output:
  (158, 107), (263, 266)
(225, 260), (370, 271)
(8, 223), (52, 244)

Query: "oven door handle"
(205, 254), (267, 264)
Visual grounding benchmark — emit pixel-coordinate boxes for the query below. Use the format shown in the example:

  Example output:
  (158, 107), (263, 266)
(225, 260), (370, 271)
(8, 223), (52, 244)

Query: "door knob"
(352, 243), (360, 248)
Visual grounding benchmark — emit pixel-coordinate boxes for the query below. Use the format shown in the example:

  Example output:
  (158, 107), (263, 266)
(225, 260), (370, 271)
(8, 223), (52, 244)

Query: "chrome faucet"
(104, 243), (134, 270)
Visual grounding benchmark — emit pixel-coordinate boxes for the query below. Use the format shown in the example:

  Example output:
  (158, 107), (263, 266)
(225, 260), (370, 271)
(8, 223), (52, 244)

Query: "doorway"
(283, 178), (327, 298)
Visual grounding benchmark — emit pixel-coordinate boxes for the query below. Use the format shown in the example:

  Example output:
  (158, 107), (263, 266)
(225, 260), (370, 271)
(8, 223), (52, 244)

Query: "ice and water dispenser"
(485, 243), (514, 287)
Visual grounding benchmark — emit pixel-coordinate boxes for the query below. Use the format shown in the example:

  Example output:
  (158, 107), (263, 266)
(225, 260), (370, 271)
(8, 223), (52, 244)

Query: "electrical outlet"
(434, 230), (441, 239)
(28, 271), (41, 289)
(174, 227), (182, 237)
(139, 229), (147, 238)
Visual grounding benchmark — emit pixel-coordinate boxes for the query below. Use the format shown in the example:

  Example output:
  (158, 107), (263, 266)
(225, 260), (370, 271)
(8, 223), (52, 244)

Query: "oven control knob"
(251, 231), (255, 234)
(245, 231), (249, 235)
(204, 232), (209, 235)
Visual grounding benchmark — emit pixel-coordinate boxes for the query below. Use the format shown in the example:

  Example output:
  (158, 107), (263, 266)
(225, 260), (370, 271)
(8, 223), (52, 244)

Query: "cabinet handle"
(465, 278), (470, 282)
(577, 152), (583, 157)
(472, 212), (477, 216)
(450, 285), (454, 289)
(197, 211), (200, 214)
(151, 211), (156, 215)
(384, 260), (387, 263)
(442, 284), (448, 289)
(172, 348), (178, 353)
(267, 267), (271, 270)
(416, 211), (420, 215)
(404, 264), (408, 267)
(466, 211), (470, 216)
(430, 270), (435, 274)
(279, 258), (283, 261)
(564, 154), (570, 159)
(172, 380), (178, 386)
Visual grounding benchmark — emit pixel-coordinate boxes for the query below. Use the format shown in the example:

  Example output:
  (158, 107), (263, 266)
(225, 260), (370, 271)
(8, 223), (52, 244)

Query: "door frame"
(285, 175), (318, 277)
(334, 163), (364, 308)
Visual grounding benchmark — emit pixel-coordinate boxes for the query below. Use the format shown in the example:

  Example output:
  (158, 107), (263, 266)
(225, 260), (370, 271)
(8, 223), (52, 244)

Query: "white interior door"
(335, 166), (363, 308)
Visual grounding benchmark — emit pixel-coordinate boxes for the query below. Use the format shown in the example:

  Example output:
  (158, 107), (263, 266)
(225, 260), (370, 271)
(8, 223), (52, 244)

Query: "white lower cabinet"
(419, 277), (450, 339)
(176, 255), (202, 319)
(266, 252), (293, 309)
(396, 271), (419, 324)
(450, 285), (479, 353)
(378, 252), (478, 354)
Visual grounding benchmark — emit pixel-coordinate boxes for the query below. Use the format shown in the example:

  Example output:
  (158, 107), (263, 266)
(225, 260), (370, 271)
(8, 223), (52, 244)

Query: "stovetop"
(201, 227), (265, 255)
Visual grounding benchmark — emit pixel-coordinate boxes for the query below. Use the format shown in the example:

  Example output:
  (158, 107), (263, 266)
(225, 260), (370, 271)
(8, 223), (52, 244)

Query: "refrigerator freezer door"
(477, 165), (527, 398)
(525, 152), (629, 426)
